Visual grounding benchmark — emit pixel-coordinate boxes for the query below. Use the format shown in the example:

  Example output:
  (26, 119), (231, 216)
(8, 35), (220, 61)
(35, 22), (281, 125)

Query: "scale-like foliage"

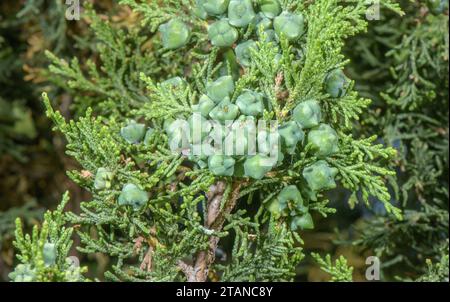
(312, 253), (354, 282)
(10, 192), (87, 282)
(344, 0), (449, 280)
(8, 0), (414, 282)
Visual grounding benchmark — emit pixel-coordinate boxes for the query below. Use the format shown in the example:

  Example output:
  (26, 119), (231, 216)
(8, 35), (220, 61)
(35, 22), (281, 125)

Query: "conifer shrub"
(4, 0), (447, 282)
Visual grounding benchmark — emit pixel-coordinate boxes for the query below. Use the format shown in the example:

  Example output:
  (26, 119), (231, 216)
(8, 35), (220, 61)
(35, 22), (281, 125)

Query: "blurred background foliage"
(0, 0), (448, 282)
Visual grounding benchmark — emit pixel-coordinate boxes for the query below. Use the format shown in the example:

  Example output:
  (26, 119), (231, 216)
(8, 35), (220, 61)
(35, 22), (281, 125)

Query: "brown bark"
(178, 180), (245, 282)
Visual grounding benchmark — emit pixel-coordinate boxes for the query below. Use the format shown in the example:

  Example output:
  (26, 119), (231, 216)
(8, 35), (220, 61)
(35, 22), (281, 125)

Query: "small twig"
(186, 180), (245, 282)
(140, 246), (153, 272)
(177, 260), (195, 281)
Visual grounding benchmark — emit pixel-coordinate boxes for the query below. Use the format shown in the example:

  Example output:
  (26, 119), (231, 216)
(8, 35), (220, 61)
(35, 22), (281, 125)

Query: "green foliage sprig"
(10, 192), (87, 282)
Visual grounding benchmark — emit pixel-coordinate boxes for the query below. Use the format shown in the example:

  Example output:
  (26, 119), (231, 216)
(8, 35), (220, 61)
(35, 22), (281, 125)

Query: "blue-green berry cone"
(208, 20), (239, 47)
(189, 113), (212, 144)
(224, 129), (249, 156)
(118, 183), (149, 210)
(193, 94), (216, 117)
(161, 76), (185, 88)
(267, 199), (287, 219)
(428, 0), (449, 14)
(194, 0), (208, 19)
(257, 129), (283, 163)
(235, 40), (258, 67)
(228, 0), (256, 27)
(202, 0), (230, 16)
(225, 116), (258, 155)
(293, 100), (322, 129)
(259, 0), (281, 18)
(324, 69), (350, 98)
(209, 121), (231, 144)
(159, 19), (190, 50)
(120, 121), (146, 144)
(236, 89), (264, 116)
(165, 120), (190, 151)
(255, 13), (273, 31)
(273, 12), (305, 41)
(163, 118), (175, 134)
(234, 115), (257, 136)
(144, 128), (155, 145)
(9, 264), (36, 282)
(209, 97), (240, 123)
(208, 155), (236, 176)
(206, 75), (235, 103)
(268, 185), (303, 218)
(290, 213), (314, 230)
(244, 154), (275, 179)
(308, 124), (339, 157)
(190, 142), (215, 160)
(190, 143), (215, 169)
(94, 167), (113, 190)
(302, 160), (338, 192)
(43, 242), (57, 266)
(277, 185), (303, 208)
(278, 121), (304, 154)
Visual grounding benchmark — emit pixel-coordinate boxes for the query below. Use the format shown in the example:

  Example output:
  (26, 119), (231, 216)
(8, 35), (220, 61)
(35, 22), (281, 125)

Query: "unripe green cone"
(228, 0), (256, 27)
(163, 118), (175, 134)
(268, 185), (305, 219)
(277, 185), (303, 208)
(234, 115), (257, 136)
(191, 142), (215, 159)
(120, 121), (146, 144)
(189, 143), (215, 169)
(208, 155), (236, 176)
(257, 129), (283, 163)
(192, 94), (216, 117)
(94, 167), (113, 190)
(236, 89), (264, 116)
(244, 154), (275, 179)
(118, 183), (149, 210)
(290, 213), (314, 230)
(308, 124), (339, 157)
(8, 264), (36, 282)
(209, 97), (240, 123)
(161, 76), (185, 88)
(278, 121), (304, 154)
(235, 40), (258, 67)
(273, 12), (305, 41)
(208, 20), (239, 47)
(293, 100), (322, 129)
(255, 13), (273, 31)
(166, 120), (190, 151)
(209, 121), (231, 145)
(159, 19), (190, 50)
(224, 116), (258, 155)
(302, 160), (338, 192)
(43, 242), (57, 266)
(259, 0), (281, 18)
(202, 0), (230, 16)
(324, 69), (350, 98)
(267, 198), (287, 219)
(206, 75), (235, 103)
(194, 0), (208, 19)
(189, 113), (212, 144)
(224, 130), (249, 156)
